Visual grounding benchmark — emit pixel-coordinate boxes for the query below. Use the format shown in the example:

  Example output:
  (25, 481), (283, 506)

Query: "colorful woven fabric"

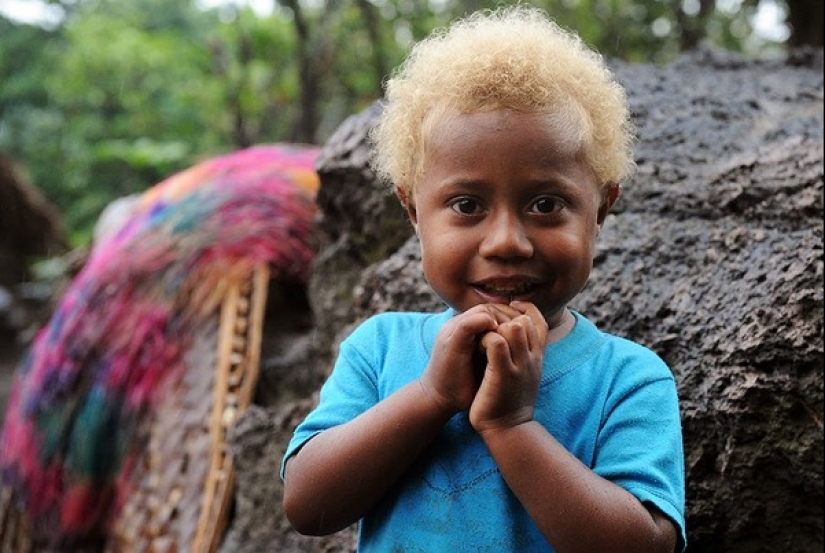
(0, 143), (320, 546)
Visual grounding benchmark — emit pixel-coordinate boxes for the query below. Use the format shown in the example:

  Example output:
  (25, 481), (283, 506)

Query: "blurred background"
(0, 0), (822, 248)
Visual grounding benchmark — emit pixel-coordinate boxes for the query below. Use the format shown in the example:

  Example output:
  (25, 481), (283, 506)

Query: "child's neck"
(546, 308), (576, 345)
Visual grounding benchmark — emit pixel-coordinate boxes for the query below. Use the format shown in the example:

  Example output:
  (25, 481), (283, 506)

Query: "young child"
(282, 6), (686, 552)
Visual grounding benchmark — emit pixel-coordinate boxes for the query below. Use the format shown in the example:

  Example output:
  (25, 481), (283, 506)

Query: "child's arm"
(283, 377), (454, 535)
(283, 305), (514, 536)
(481, 420), (676, 553)
(472, 302), (677, 553)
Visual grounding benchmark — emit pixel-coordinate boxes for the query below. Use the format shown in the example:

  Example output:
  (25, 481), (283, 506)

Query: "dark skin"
(283, 110), (678, 552)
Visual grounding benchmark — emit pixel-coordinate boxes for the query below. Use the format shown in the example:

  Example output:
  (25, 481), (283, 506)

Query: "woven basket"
(0, 485), (31, 552)
(104, 264), (269, 553)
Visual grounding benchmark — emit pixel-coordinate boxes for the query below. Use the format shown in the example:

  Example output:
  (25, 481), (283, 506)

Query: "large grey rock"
(229, 47), (824, 553)
(309, 101), (414, 356)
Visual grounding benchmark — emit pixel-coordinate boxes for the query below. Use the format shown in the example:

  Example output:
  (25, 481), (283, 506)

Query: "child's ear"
(397, 186), (419, 232)
(597, 182), (621, 226)
(406, 202), (419, 234)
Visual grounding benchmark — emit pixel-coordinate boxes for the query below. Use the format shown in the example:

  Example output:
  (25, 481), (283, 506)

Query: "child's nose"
(479, 211), (534, 260)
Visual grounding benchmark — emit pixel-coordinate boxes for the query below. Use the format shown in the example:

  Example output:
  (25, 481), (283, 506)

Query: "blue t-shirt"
(283, 309), (686, 552)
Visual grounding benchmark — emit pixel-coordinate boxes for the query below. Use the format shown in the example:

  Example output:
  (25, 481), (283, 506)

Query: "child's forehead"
(428, 102), (582, 128)
(424, 107), (587, 156)
(417, 110), (597, 188)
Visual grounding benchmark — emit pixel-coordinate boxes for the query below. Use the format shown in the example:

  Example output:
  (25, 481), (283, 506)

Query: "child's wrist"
(417, 378), (458, 418)
(474, 408), (536, 438)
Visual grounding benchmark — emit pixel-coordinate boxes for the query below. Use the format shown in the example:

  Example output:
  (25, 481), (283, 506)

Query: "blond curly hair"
(369, 5), (635, 202)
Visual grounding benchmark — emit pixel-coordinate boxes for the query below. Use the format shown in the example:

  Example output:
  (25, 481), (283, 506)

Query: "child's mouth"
(474, 279), (541, 302)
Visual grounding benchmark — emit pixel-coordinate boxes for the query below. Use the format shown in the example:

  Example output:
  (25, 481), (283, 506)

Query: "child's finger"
(496, 315), (536, 360)
(479, 330), (511, 366)
(508, 301), (549, 338)
(450, 307), (502, 341)
(479, 303), (521, 324)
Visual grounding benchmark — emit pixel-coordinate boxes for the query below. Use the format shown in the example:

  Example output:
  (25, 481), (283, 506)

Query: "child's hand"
(469, 301), (548, 433)
(420, 304), (518, 415)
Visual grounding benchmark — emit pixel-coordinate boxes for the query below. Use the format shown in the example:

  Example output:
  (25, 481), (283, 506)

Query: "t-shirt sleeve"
(280, 320), (381, 481)
(594, 353), (687, 552)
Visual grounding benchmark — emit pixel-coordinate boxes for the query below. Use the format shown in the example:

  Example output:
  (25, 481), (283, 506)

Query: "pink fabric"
(0, 143), (320, 541)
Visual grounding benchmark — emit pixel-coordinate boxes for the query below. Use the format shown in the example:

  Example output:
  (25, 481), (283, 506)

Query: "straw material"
(107, 265), (268, 553)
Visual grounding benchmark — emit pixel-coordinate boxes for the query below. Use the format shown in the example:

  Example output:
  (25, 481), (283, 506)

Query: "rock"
(220, 403), (358, 553)
(308, 101), (414, 357)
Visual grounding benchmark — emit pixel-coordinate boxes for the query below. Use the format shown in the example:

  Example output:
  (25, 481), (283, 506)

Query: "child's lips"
(472, 277), (542, 302)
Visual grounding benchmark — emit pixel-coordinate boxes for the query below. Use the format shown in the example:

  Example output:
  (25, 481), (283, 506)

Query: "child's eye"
(528, 196), (564, 214)
(450, 197), (483, 215)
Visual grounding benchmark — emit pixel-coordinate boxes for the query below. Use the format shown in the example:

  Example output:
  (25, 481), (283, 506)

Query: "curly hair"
(369, 5), (635, 202)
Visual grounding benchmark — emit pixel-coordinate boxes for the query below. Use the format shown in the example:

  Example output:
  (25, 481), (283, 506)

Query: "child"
(282, 6), (686, 552)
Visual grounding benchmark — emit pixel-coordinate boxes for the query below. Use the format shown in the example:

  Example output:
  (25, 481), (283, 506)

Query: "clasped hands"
(420, 301), (549, 434)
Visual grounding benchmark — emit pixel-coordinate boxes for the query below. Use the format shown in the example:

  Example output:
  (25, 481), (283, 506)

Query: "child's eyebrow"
(431, 178), (489, 193)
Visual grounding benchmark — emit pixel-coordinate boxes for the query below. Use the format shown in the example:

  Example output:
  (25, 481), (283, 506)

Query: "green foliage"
(212, 9), (304, 143)
(0, 0), (799, 250)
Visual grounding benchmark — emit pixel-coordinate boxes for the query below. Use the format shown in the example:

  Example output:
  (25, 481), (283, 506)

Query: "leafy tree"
(0, 0), (820, 247)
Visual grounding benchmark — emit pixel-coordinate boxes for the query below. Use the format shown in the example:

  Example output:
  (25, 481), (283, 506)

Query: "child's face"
(405, 108), (616, 327)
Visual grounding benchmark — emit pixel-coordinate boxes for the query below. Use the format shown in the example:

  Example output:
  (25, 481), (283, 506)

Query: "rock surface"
(226, 47), (824, 553)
